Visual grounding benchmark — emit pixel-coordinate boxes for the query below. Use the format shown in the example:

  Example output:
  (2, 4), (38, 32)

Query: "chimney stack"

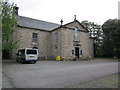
(74, 15), (76, 21)
(14, 4), (19, 15)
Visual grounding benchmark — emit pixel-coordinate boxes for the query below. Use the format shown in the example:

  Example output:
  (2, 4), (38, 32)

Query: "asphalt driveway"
(2, 59), (118, 88)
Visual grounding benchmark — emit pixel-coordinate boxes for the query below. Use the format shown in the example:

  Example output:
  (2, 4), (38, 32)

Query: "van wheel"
(16, 60), (19, 62)
(16, 58), (19, 62)
(16, 58), (18, 62)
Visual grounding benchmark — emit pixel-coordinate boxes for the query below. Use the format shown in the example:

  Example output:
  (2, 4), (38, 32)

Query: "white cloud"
(8, 0), (119, 25)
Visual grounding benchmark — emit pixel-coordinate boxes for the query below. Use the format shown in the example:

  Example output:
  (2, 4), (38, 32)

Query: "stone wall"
(12, 21), (94, 60)
(51, 28), (62, 59)
(12, 27), (49, 60)
(60, 21), (94, 59)
(61, 28), (74, 59)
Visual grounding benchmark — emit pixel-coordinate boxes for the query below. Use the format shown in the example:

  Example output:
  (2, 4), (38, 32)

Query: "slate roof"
(18, 16), (60, 31)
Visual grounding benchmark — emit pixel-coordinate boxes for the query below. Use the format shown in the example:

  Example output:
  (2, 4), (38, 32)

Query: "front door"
(75, 47), (79, 58)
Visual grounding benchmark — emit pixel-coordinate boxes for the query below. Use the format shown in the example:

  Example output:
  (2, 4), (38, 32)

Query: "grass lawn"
(94, 58), (119, 62)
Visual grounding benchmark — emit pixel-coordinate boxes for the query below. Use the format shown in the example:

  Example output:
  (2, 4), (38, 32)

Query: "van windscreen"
(26, 50), (37, 54)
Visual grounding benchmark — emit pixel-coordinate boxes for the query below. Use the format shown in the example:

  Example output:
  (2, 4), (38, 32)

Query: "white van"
(16, 48), (38, 64)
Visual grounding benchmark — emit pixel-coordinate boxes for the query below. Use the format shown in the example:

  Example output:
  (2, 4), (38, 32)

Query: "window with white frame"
(32, 33), (38, 44)
(74, 27), (79, 41)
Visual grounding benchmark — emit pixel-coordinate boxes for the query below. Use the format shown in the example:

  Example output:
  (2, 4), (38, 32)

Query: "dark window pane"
(26, 50), (37, 54)
(33, 33), (38, 38)
(32, 33), (38, 44)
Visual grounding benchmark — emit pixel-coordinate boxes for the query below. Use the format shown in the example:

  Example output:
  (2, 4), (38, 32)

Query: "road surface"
(2, 59), (118, 88)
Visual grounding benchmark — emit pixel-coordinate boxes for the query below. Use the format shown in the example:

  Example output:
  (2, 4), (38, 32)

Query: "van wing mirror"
(16, 52), (22, 55)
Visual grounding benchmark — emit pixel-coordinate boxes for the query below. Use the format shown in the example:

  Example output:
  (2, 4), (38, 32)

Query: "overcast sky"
(8, 0), (119, 25)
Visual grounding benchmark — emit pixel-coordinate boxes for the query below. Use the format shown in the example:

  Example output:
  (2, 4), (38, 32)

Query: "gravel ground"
(2, 73), (14, 88)
(2, 58), (119, 88)
(68, 73), (119, 88)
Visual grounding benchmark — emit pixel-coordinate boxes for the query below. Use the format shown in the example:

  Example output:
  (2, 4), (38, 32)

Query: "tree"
(117, 19), (120, 58)
(1, 1), (18, 58)
(102, 19), (120, 58)
(0, 1), (2, 59)
(81, 20), (103, 57)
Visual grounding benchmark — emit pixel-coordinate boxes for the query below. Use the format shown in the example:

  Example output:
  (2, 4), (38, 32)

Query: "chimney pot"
(60, 19), (63, 25)
(74, 15), (76, 21)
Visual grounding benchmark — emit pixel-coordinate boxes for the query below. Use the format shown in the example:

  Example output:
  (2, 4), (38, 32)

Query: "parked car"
(16, 48), (38, 64)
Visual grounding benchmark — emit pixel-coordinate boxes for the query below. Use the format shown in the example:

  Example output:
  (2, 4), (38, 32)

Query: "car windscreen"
(26, 50), (37, 54)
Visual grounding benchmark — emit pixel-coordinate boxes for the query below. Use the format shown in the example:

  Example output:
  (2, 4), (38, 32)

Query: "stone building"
(12, 7), (94, 60)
